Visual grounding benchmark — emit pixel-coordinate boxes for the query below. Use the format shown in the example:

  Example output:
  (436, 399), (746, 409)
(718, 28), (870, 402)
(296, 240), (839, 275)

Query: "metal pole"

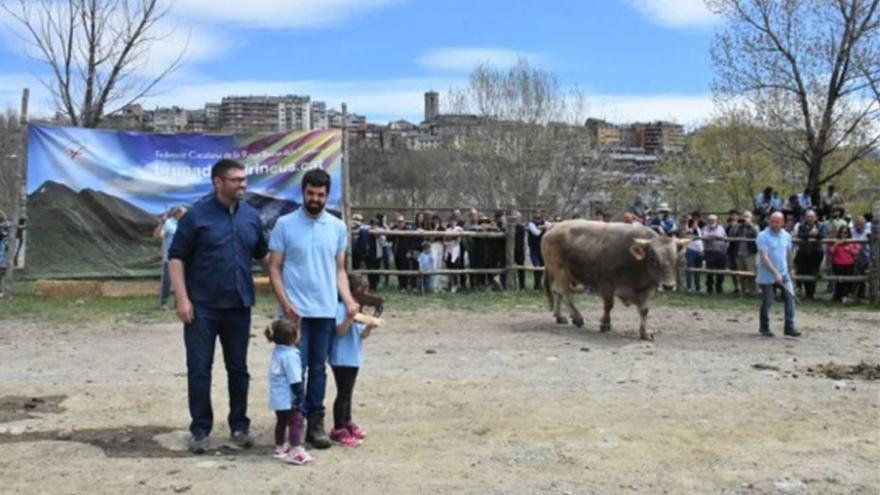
(341, 102), (353, 272)
(3, 88), (28, 299)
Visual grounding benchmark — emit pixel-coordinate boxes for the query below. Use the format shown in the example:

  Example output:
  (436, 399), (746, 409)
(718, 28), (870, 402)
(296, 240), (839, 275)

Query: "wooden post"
(870, 201), (880, 304)
(505, 214), (517, 291)
(3, 88), (28, 299)
(341, 103), (353, 272)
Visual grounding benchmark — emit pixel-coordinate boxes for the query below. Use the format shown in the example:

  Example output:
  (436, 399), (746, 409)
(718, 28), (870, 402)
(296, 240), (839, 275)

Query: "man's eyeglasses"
(222, 176), (247, 184)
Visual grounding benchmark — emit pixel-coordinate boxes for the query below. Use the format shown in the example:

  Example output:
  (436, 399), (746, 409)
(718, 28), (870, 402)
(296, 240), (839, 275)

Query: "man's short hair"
(728, 209), (740, 215)
(211, 159), (245, 180)
(302, 168), (331, 192)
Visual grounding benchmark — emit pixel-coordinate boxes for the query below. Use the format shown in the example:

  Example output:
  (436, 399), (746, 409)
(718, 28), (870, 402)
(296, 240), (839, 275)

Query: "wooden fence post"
(3, 88), (28, 299)
(341, 103), (353, 273)
(870, 201), (880, 304)
(505, 216), (517, 291)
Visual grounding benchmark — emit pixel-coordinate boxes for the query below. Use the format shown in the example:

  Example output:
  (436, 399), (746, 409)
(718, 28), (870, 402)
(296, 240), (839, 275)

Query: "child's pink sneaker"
(284, 446), (314, 465)
(329, 427), (361, 447)
(272, 444), (291, 460)
(346, 422), (366, 440)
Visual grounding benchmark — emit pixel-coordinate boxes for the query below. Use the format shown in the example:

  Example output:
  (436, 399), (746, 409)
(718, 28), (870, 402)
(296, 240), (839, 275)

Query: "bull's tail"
(544, 268), (554, 311)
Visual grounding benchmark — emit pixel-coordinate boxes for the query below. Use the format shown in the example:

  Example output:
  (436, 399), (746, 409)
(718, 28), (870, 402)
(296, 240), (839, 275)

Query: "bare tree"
(707, 0), (880, 204)
(447, 59), (598, 213)
(350, 148), (455, 208)
(1, 0), (185, 128)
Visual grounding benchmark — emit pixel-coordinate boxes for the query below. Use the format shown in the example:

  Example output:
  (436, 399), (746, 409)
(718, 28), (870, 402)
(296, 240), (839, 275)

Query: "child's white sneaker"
(272, 443), (290, 460)
(284, 446), (314, 465)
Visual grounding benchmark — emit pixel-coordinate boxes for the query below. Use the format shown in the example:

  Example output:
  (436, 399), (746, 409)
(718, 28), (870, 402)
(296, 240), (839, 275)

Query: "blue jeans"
(298, 318), (336, 418)
(530, 250), (544, 289)
(759, 283), (796, 332)
(685, 249), (704, 291)
(184, 306), (252, 438)
(382, 246), (392, 287)
(159, 261), (172, 307)
(704, 251), (726, 293)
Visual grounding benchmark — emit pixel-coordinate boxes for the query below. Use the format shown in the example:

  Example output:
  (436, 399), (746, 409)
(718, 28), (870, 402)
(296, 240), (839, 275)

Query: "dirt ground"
(1, 297), (878, 495)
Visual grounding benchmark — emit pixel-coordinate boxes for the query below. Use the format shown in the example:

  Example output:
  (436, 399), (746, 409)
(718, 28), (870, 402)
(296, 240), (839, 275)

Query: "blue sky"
(0, 0), (721, 125)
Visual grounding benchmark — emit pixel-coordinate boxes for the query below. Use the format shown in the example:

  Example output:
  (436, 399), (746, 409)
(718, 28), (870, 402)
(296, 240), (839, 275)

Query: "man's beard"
(305, 200), (324, 215)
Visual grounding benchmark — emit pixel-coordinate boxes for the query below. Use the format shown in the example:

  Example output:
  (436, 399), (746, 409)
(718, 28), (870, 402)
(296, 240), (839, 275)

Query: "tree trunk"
(807, 157), (823, 207)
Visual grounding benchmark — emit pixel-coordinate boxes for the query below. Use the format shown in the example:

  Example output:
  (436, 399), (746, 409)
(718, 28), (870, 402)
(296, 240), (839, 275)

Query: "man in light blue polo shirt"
(756, 211), (800, 337)
(268, 168), (358, 449)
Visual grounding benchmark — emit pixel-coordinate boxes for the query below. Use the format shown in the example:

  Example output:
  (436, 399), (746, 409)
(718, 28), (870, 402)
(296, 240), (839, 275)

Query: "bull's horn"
(676, 238), (691, 246)
(633, 238), (653, 246)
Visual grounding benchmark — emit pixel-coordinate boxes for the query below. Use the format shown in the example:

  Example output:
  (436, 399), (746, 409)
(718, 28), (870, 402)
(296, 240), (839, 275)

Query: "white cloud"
(0, 73), (55, 116)
(172, 0), (395, 29)
(587, 93), (714, 126)
(417, 47), (544, 72)
(628, 0), (719, 28)
(143, 22), (233, 75)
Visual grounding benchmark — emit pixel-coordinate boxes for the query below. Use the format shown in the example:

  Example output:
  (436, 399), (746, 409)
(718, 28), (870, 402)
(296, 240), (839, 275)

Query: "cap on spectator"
(657, 203), (671, 213)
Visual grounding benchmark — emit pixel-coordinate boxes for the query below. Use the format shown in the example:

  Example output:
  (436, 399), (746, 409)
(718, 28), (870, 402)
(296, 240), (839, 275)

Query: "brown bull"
(542, 220), (688, 340)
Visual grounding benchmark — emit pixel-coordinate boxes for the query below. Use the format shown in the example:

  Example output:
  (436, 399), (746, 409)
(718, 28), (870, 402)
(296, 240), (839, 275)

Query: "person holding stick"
(756, 211), (801, 337)
(329, 274), (379, 447)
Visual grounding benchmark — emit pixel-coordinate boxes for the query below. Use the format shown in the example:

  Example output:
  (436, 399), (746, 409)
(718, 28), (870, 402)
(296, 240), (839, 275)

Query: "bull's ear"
(675, 238), (690, 254)
(629, 244), (647, 261)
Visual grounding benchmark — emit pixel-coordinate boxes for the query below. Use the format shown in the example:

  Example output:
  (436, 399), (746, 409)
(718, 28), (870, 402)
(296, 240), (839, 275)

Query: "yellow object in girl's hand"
(353, 313), (382, 327)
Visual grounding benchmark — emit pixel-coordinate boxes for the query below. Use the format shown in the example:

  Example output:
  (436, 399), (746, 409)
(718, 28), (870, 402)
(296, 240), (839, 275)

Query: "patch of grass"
(0, 294), (179, 323)
(373, 288), (548, 312)
(1, 285), (875, 323)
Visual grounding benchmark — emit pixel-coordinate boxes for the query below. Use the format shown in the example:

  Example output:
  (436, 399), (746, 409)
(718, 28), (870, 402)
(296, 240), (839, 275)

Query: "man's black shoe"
(784, 329), (802, 337)
(759, 329), (774, 337)
(230, 430), (254, 449)
(189, 435), (209, 454)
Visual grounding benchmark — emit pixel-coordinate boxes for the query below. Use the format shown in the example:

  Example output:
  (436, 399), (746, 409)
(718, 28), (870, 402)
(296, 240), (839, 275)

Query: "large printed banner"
(25, 124), (343, 277)
(28, 124), (343, 213)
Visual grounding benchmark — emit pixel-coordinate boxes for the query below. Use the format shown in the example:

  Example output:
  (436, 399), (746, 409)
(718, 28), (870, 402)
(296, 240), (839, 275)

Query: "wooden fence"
(348, 221), (880, 303)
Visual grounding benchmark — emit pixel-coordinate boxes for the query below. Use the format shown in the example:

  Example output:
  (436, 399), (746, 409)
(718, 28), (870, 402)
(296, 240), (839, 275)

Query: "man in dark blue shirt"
(168, 159), (269, 454)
